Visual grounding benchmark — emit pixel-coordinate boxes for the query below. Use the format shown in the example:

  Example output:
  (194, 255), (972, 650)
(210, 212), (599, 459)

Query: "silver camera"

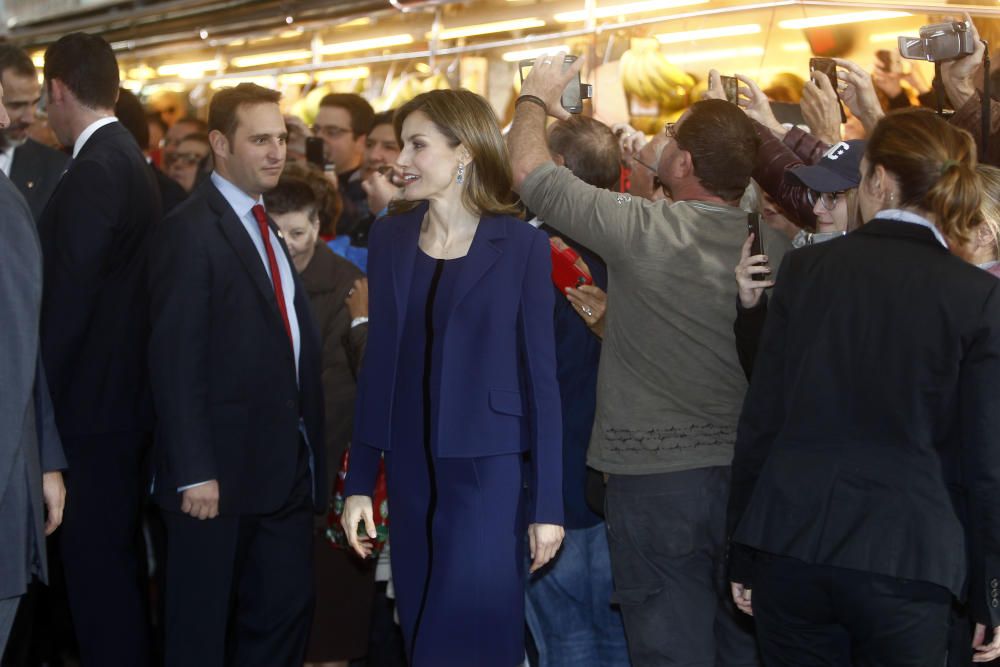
(898, 21), (976, 62)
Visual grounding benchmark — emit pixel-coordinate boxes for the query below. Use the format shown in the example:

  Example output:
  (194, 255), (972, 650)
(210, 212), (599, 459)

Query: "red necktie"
(251, 204), (293, 349)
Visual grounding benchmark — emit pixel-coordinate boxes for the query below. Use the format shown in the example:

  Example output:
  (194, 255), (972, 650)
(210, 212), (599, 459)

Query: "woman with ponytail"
(727, 108), (1000, 665)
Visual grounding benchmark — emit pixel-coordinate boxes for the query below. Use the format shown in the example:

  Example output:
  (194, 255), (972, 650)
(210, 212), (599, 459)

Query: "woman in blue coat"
(341, 89), (564, 667)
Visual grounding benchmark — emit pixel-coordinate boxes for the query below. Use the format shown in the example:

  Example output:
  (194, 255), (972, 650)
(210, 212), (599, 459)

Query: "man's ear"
(552, 153), (566, 167)
(209, 129), (229, 158)
(673, 148), (695, 179)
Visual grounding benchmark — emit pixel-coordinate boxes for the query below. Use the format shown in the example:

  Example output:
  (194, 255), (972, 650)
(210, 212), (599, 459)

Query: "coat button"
(992, 579), (998, 589)
(993, 599), (999, 608)
(286, 399), (295, 409)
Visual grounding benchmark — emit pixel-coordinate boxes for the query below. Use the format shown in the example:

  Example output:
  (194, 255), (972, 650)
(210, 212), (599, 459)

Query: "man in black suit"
(38, 33), (160, 666)
(148, 83), (325, 666)
(115, 87), (187, 214)
(0, 45), (69, 221)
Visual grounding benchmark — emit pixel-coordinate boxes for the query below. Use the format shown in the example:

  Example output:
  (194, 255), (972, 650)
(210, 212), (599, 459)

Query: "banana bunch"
(620, 37), (694, 111)
(421, 72), (450, 92)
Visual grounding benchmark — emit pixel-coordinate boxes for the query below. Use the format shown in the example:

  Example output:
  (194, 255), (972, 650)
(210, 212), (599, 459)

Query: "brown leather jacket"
(752, 121), (831, 230)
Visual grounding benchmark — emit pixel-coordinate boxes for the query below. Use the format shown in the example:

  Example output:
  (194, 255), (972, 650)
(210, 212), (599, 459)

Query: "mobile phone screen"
(721, 75), (739, 104)
(748, 213), (768, 281)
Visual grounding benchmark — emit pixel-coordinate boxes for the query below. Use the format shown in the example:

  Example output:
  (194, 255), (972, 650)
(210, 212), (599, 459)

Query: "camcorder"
(518, 55), (593, 114)
(898, 21), (976, 62)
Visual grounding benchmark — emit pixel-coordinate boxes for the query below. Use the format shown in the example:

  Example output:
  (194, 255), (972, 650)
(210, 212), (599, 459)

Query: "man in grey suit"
(0, 78), (67, 656)
(0, 45), (69, 221)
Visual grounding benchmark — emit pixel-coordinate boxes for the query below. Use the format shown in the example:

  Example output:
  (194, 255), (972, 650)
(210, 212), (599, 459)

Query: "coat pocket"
(488, 388), (524, 417)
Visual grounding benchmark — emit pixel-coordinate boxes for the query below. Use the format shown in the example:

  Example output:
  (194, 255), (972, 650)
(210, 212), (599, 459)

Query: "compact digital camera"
(898, 21), (976, 62)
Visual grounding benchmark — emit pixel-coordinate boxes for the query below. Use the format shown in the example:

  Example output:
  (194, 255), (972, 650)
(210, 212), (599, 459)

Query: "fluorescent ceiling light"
(662, 46), (764, 64)
(320, 34), (414, 55)
(338, 17), (372, 28)
(157, 59), (222, 78)
(778, 11), (910, 30)
(210, 76), (275, 90)
(437, 18), (545, 40)
(277, 73), (313, 85)
(555, 0), (708, 23)
(869, 32), (901, 44)
(230, 49), (313, 68)
(315, 66), (371, 82)
(128, 65), (157, 80)
(781, 42), (811, 52)
(655, 23), (760, 44)
(501, 46), (570, 63)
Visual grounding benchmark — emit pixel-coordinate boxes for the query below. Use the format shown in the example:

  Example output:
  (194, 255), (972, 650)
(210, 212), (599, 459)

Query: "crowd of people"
(3, 13), (1000, 667)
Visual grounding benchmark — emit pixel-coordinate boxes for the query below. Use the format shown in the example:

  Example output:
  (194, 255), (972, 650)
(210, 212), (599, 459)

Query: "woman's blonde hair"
(390, 88), (520, 217)
(865, 109), (981, 247)
(976, 163), (1000, 260)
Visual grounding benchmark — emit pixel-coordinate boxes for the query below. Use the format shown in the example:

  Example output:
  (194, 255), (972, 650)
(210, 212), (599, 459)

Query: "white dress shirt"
(73, 116), (119, 158)
(0, 144), (16, 177)
(876, 208), (949, 249)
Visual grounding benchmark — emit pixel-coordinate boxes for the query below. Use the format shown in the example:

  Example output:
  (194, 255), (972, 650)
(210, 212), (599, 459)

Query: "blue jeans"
(525, 522), (630, 667)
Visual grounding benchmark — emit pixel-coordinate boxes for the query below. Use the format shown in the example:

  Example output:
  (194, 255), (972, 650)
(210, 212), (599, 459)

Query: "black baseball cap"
(787, 139), (866, 193)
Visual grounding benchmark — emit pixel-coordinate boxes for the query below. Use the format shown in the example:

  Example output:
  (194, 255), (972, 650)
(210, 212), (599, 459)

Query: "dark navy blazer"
(348, 202), (563, 524)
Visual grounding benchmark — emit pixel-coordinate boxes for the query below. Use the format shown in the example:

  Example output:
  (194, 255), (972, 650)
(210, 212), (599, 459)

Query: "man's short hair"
(174, 115), (209, 133)
(208, 83), (281, 143)
(0, 44), (37, 81)
(676, 99), (760, 201)
(115, 88), (149, 148)
(264, 172), (319, 218)
(548, 116), (621, 190)
(44, 33), (119, 110)
(371, 109), (394, 130)
(318, 93), (375, 136)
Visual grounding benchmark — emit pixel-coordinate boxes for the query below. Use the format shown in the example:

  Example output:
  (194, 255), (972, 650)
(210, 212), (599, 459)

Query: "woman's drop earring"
(456, 162), (465, 185)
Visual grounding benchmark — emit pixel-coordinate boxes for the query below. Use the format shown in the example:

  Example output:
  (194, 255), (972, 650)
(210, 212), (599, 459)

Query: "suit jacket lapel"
(204, 180), (290, 345)
(390, 204), (425, 345)
(447, 214), (505, 319)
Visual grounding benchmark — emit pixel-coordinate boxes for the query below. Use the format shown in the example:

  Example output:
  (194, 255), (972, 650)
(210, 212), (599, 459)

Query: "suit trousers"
(751, 553), (952, 667)
(59, 432), (152, 666)
(605, 466), (758, 667)
(161, 446), (314, 667)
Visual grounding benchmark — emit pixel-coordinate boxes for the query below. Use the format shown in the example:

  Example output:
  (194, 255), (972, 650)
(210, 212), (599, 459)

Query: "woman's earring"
(456, 162), (465, 185)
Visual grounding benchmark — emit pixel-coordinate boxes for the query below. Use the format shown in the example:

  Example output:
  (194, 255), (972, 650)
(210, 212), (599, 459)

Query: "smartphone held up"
(519, 55), (593, 114)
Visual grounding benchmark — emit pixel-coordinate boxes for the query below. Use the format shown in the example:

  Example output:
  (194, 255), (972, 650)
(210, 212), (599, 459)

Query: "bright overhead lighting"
(320, 34), (414, 55)
(210, 76), (275, 90)
(436, 18), (546, 40)
(555, 0), (708, 23)
(662, 46), (764, 64)
(778, 11), (910, 30)
(278, 73), (312, 86)
(128, 65), (157, 80)
(338, 17), (372, 28)
(781, 42), (811, 52)
(31, 52), (44, 67)
(157, 59), (222, 78)
(655, 23), (760, 44)
(230, 49), (313, 68)
(869, 32), (901, 44)
(501, 46), (571, 63)
(315, 66), (371, 82)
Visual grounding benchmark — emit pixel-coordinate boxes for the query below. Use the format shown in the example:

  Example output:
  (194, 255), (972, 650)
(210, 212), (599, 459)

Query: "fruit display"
(620, 37), (696, 133)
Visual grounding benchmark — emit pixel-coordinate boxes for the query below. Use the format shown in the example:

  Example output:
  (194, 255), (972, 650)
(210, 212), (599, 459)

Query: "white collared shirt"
(210, 171), (301, 378)
(0, 144), (15, 177)
(72, 116), (119, 158)
(876, 208), (949, 249)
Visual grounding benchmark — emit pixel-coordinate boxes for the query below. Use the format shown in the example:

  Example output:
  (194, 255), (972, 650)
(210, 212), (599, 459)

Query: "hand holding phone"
(809, 57), (848, 123)
(720, 75), (740, 104)
(747, 213), (769, 282)
(550, 237), (593, 292)
(519, 55), (592, 114)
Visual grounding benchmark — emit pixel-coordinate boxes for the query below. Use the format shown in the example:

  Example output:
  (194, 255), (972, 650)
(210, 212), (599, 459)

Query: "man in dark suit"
(148, 83), (325, 666)
(115, 87), (187, 214)
(0, 84), (66, 658)
(37, 33), (160, 666)
(0, 45), (69, 221)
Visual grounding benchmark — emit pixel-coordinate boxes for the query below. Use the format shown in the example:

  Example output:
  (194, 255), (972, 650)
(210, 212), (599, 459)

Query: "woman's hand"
(834, 58), (885, 136)
(566, 285), (607, 339)
(735, 234), (773, 309)
(528, 523), (564, 573)
(345, 278), (369, 320)
(611, 122), (648, 160)
(735, 74), (785, 137)
(361, 169), (400, 215)
(801, 71), (842, 145)
(341, 495), (376, 559)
